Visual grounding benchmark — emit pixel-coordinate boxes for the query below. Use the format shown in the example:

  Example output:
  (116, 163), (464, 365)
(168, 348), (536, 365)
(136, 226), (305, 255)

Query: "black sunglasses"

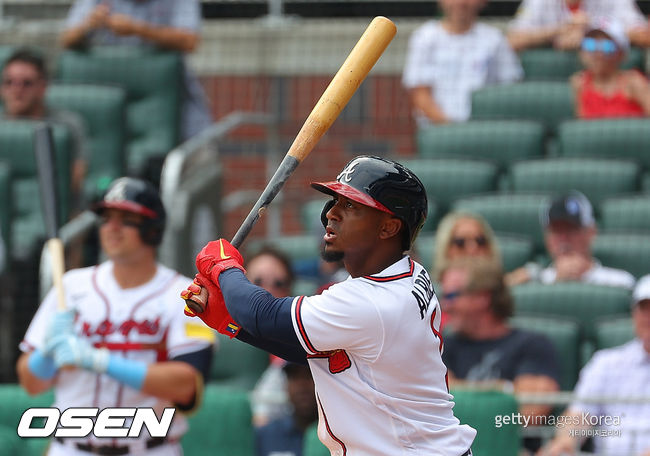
(450, 235), (488, 249)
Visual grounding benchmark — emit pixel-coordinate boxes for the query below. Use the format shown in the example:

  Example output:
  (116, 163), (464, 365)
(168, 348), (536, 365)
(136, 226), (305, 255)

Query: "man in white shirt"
(507, 0), (649, 51)
(508, 191), (635, 289)
(402, 0), (522, 128)
(540, 275), (650, 456)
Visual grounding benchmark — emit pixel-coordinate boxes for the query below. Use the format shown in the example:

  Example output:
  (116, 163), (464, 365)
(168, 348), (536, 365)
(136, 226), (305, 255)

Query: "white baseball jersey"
(291, 256), (476, 455)
(20, 261), (215, 449)
(402, 20), (523, 126)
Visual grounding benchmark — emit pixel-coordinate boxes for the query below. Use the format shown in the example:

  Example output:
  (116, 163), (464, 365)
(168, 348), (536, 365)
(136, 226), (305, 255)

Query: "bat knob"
(186, 298), (206, 314)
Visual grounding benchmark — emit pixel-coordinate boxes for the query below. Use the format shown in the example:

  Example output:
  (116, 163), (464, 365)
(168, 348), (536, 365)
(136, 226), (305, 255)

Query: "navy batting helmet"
(93, 177), (166, 246)
(311, 155), (427, 250)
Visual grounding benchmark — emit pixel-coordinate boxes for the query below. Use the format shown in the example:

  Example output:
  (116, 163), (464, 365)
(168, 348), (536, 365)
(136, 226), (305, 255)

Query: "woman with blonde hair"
(432, 211), (503, 282)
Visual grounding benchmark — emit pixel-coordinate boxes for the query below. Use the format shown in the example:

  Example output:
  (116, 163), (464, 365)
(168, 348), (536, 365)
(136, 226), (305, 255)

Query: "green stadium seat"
(182, 384), (254, 456)
(46, 83), (127, 200)
(520, 47), (645, 80)
(452, 193), (551, 252)
(303, 422), (330, 456)
(511, 282), (631, 366)
(451, 389), (520, 456)
(57, 47), (182, 175)
(510, 315), (580, 390)
(600, 195), (650, 233)
(211, 334), (269, 391)
(592, 232), (650, 279)
(0, 383), (54, 456)
(400, 158), (499, 215)
(247, 234), (321, 263)
(594, 317), (636, 351)
(414, 232), (534, 273)
(558, 118), (650, 169)
(471, 81), (574, 134)
(508, 158), (640, 209)
(416, 120), (545, 169)
(301, 198), (330, 233)
(0, 120), (72, 259)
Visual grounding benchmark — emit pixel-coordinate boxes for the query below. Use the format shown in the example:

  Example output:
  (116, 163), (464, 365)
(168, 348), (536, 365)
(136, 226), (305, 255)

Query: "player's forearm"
(60, 26), (91, 49)
(219, 269), (301, 346)
(141, 361), (200, 405)
(507, 27), (558, 52)
(408, 88), (448, 124)
(133, 23), (199, 52)
(16, 352), (55, 396)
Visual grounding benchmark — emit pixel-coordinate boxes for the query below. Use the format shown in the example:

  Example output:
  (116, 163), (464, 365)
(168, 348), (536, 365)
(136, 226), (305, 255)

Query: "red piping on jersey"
(430, 308), (444, 353)
(294, 296), (318, 353)
(362, 258), (414, 282)
(91, 266), (109, 409)
(430, 308), (449, 392)
(317, 394), (347, 455)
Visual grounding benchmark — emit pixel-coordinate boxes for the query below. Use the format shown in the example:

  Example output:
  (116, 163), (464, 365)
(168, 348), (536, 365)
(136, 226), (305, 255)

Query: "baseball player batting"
(183, 155), (476, 455)
(17, 177), (215, 456)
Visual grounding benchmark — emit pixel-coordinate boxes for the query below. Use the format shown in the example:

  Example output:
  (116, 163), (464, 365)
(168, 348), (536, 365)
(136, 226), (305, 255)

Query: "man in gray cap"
(508, 191), (635, 288)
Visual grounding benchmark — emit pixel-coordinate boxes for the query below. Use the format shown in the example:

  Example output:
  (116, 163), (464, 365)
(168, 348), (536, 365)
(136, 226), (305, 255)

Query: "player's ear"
(379, 216), (403, 242)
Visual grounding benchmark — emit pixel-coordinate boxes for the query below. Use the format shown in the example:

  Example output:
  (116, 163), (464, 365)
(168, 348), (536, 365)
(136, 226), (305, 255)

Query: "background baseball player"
(16, 177), (215, 456)
(183, 155), (476, 455)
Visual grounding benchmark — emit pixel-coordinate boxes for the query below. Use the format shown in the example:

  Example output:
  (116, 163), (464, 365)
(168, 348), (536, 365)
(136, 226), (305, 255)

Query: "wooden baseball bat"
(34, 124), (67, 311)
(186, 16), (397, 313)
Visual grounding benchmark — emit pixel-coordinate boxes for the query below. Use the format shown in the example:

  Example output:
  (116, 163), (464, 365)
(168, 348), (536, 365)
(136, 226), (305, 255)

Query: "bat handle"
(47, 238), (66, 311)
(230, 154), (300, 248)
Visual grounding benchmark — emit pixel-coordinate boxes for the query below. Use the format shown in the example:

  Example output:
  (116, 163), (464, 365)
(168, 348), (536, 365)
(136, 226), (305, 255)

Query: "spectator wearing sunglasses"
(432, 211), (503, 282)
(1, 48), (88, 211)
(439, 257), (560, 439)
(507, 0), (648, 52)
(571, 17), (650, 119)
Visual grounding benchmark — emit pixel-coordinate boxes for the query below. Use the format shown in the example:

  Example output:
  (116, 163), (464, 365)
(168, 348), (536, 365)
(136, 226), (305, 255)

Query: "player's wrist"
(28, 349), (57, 380)
(105, 354), (148, 390)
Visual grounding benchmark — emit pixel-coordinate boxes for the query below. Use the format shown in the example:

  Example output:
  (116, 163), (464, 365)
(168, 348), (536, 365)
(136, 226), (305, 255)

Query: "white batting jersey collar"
(361, 256), (414, 282)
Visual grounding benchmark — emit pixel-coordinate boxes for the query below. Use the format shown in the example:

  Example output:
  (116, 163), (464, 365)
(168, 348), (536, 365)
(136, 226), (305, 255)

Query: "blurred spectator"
(1, 48), (88, 209)
(432, 211), (503, 281)
(246, 246), (297, 427)
(571, 18), (650, 119)
(507, 0), (648, 52)
(402, 0), (522, 127)
(439, 257), (560, 425)
(255, 362), (318, 456)
(60, 0), (212, 141)
(539, 275), (650, 456)
(506, 191), (636, 288)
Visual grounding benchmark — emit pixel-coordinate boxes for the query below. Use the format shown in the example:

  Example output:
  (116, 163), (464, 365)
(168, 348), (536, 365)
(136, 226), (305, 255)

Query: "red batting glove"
(196, 239), (246, 283)
(181, 274), (241, 338)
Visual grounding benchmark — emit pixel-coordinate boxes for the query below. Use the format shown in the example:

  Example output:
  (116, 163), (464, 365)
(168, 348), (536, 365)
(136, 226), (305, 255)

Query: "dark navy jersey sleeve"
(218, 268), (304, 354)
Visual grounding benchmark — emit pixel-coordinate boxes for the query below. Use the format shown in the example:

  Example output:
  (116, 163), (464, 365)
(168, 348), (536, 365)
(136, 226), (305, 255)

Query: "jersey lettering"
(81, 317), (161, 338)
(411, 270), (434, 320)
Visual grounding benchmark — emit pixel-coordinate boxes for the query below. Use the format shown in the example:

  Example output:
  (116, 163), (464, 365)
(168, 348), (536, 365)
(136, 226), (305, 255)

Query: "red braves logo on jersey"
(308, 349), (351, 374)
(81, 317), (161, 338)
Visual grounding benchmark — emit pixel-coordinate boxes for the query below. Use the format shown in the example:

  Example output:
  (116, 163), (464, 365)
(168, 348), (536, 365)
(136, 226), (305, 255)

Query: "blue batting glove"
(43, 309), (77, 356)
(52, 335), (110, 373)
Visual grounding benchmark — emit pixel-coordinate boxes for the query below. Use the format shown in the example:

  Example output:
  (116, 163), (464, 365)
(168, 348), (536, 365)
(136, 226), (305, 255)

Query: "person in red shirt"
(571, 17), (650, 119)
